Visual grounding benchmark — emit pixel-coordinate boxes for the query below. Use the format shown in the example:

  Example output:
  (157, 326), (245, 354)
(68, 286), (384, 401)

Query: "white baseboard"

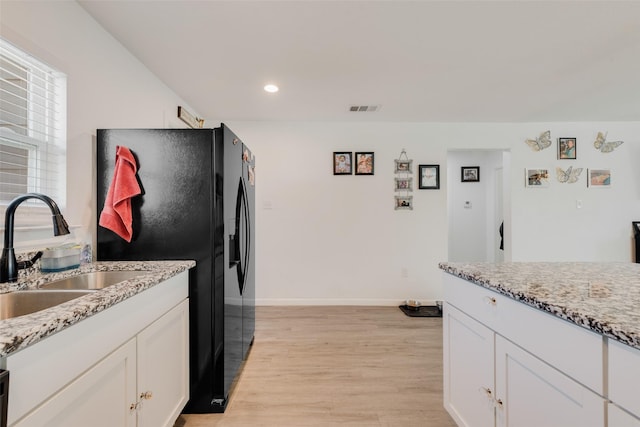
(255, 298), (440, 307)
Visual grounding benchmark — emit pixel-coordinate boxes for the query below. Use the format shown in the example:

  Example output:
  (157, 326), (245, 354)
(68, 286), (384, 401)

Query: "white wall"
(0, 1), (192, 249)
(227, 122), (640, 305)
(3, 3), (640, 306)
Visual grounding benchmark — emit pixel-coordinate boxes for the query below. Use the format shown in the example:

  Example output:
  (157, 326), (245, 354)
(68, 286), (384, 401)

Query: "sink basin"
(0, 290), (93, 320)
(39, 271), (143, 290)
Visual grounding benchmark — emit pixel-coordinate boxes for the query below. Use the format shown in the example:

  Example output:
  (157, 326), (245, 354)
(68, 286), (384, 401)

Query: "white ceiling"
(78, 0), (640, 123)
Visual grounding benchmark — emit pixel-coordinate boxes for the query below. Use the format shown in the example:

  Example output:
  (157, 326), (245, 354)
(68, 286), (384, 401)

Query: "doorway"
(447, 149), (510, 262)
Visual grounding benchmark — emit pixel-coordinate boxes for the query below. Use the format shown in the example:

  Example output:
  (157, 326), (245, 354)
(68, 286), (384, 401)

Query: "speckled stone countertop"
(439, 262), (640, 350)
(0, 260), (195, 357)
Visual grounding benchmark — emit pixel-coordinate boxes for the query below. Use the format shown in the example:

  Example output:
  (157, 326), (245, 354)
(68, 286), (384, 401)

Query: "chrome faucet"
(0, 193), (70, 283)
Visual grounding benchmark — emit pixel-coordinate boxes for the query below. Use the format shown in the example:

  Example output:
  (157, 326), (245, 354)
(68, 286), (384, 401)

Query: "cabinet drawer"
(609, 339), (640, 418)
(443, 273), (604, 394)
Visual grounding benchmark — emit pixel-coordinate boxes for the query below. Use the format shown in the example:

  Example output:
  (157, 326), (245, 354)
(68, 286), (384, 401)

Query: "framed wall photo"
(333, 152), (352, 175)
(558, 138), (577, 159)
(525, 168), (550, 188)
(588, 168), (611, 187)
(355, 152), (374, 175)
(418, 164), (440, 189)
(394, 196), (413, 210)
(394, 159), (413, 173)
(394, 177), (412, 192)
(461, 166), (480, 182)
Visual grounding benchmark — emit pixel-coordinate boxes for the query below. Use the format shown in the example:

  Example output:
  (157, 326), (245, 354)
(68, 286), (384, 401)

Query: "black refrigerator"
(96, 124), (255, 413)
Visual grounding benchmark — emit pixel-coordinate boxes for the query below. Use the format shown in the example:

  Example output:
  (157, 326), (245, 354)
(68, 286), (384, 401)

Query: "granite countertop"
(439, 262), (640, 350)
(0, 260), (195, 357)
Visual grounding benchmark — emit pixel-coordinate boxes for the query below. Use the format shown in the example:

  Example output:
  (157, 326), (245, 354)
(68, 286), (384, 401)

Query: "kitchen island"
(0, 260), (194, 427)
(440, 262), (640, 427)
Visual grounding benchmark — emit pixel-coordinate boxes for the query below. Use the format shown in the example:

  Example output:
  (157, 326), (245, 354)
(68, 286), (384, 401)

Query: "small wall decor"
(588, 169), (611, 187)
(594, 132), (624, 153)
(395, 177), (413, 192)
(418, 164), (440, 189)
(558, 138), (577, 159)
(355, 152), (374, 175)
(394, 149), (413, 210)
(525, 130), (552, 151)
(394, 159), (413, 173)
(525, 168), (550, 187)
(177, 106), (205, 128)
(461, 166), (480, 182)
(394, 196), (413, 210)
(333, 152), (353, 175)
(556, 166), (583, 184)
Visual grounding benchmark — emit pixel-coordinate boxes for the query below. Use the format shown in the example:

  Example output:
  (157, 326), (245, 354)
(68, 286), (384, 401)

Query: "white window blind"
(0, 38), (66, 226)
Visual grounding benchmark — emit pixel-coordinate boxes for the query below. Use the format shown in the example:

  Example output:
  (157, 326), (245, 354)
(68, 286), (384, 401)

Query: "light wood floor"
(174, 306), (456, 426)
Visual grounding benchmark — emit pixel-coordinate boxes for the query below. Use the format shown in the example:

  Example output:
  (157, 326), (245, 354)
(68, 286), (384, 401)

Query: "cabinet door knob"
(129, 402), (139, 412)
(479, 386), (493, 398)
(495, 398), (504, 409)
(484, 296), (497, 306)
(140, 391), (153, 400)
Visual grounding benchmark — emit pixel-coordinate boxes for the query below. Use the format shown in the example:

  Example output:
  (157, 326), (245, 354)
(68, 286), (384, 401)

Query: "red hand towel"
(99, 145), (141, 242)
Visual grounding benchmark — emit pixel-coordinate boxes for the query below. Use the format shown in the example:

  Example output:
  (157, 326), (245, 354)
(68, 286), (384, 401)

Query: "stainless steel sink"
(39, 270), (143, 290)
(0, 290), (93, 320)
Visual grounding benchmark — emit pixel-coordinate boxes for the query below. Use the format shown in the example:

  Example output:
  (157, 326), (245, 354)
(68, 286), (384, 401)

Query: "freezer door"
(221, 125), (244, 400)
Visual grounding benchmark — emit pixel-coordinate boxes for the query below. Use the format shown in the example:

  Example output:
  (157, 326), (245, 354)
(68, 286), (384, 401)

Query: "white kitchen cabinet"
(609, 339), (640, 420)
(494, 335), (603, 427)
(15, 339), (137, 427)
(14, 300), (188, 427)
(5, 271), (189, 427)
(136, 299), (189, 427)
(443, 304), (494, 427)
(443, 273), (606, 427)
(444, 303), (604, 427)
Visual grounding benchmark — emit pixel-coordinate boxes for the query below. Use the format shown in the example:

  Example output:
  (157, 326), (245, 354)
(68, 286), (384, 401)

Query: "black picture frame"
(558, 137), (577, 159)
(418, 164), (440, 189)
(355, 152), (374, 175)
(461, 166), (480, 182)
(333, 152), (352, 175)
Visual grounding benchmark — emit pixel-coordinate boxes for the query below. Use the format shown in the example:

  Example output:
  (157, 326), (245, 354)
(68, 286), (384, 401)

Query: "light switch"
(464, 201), (472, 209)
(576, 199), (582, 209)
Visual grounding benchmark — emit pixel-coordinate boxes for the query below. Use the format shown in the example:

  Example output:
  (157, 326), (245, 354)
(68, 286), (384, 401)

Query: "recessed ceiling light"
(264, 84), (279, 93)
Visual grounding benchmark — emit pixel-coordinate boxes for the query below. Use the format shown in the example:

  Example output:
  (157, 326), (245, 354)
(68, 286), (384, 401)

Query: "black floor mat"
(399, 305), (442, 317)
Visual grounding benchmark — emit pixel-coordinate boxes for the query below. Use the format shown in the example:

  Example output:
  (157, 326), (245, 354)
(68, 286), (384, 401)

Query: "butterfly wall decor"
(525, 130), (552, 151)
(556, 166), (583, 184)
(593, 132), (624, 153)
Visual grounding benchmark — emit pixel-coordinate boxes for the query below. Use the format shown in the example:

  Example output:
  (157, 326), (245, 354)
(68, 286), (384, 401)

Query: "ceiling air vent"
(349, 105), (380, 112)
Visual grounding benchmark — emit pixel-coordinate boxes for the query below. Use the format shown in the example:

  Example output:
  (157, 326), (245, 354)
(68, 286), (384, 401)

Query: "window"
(0, 38), (66, 225)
